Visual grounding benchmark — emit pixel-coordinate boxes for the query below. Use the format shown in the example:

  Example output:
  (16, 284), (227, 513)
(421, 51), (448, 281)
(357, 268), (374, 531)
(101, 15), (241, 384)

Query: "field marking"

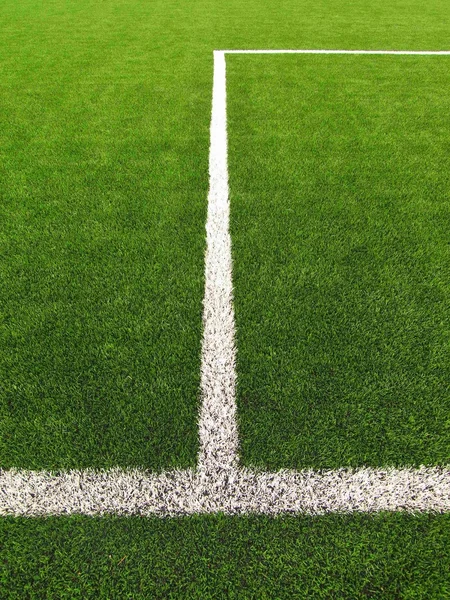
(197, 50), (239, 474)
(223, 49), (450, 55)
(1, 50), (450, 517)
(1, 467), (449, 516)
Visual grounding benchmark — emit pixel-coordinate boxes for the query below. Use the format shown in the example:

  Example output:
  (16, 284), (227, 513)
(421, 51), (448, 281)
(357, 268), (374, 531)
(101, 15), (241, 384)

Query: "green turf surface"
(1, 513), (449, 599)
(1, 0), (450, 596)
(229, 55), (450, 470)
(0, 1), (211, 470)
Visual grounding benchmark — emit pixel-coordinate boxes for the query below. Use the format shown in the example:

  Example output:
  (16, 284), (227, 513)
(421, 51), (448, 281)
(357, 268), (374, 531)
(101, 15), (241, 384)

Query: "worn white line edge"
(1, 50), (449, 517)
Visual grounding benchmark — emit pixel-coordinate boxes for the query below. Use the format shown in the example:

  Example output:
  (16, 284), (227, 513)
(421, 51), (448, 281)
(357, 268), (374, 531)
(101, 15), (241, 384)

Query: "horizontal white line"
(222, 49), (450, 55)
(1, 467), (449, 516)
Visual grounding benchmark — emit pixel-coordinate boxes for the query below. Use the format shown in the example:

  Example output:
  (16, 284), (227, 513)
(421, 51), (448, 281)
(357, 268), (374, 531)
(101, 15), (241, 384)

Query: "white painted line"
(1, 467), (449, 516)
(197, 50), (239, 475)
(1, 50), (449, 517)
(0, 469), (197, 517)
(223, 49), (450, 55)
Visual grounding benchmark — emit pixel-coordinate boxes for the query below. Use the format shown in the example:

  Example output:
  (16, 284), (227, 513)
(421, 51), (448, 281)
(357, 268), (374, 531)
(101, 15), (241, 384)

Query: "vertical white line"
(197, 50), (239, 474)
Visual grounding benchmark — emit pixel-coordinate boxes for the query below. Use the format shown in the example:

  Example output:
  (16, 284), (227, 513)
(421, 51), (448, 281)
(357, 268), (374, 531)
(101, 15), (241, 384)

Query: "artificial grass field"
(2, 514), (450, 599)
(229, 54), (450, 470)
(0, 1), (209, 470)
(1, 0), (450, 597)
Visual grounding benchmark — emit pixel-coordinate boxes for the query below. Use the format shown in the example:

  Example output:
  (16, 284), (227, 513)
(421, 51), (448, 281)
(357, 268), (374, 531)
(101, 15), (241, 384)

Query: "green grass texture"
(1, 0), (450, 597)
(0, 2), (212, 470)
(229, 55), (450, 470)
(1, 514), (449, 599)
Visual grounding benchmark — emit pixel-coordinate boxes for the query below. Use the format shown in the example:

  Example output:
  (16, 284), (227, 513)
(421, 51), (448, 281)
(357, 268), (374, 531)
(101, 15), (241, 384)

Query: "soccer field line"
(223, 49), (450, 55)
(1, 50), (449, 517)
(2, 467), (449, 516)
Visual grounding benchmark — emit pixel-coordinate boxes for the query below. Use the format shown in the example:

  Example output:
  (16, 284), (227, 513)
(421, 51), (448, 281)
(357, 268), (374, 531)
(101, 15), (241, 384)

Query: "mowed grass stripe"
(229, 55), (450, 470)
(0, 8), (210, 469)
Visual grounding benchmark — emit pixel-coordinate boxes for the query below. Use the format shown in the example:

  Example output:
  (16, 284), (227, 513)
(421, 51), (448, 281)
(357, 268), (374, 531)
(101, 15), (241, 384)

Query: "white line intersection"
(1, 50), (449, 516)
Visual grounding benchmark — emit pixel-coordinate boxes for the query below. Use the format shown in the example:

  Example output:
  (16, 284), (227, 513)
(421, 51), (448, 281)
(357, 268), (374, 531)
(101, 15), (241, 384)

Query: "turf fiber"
(228, 54), (450, 470)
(2, 514), (450, 599)
(1, 0), (450, 597)
(0, 1), (209, 470)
